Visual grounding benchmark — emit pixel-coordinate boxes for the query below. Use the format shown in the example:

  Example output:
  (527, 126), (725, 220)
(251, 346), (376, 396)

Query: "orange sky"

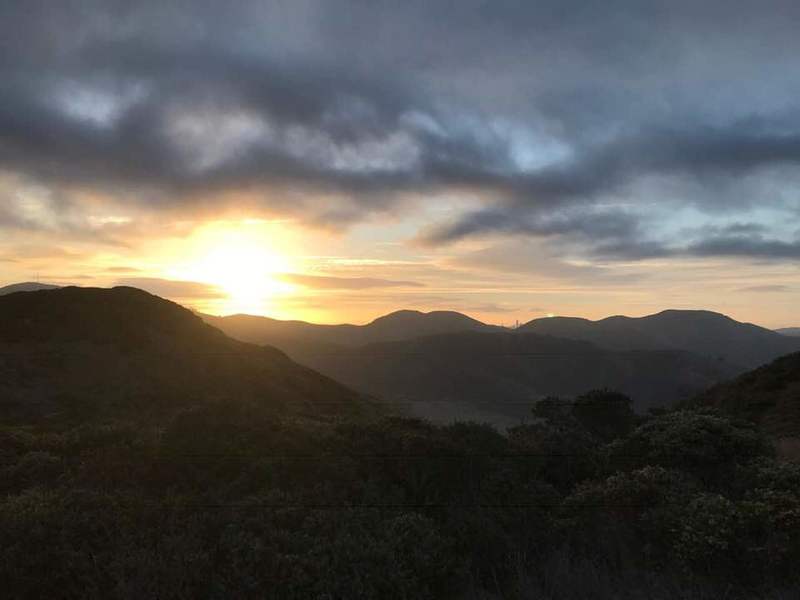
(2, 211), (798, 328)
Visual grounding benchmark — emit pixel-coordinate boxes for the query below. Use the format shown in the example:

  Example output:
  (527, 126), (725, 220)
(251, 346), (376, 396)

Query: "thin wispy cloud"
(278, 273), (425, 290)
(115, 277), (226, 299)
(738, 285), (792, 293)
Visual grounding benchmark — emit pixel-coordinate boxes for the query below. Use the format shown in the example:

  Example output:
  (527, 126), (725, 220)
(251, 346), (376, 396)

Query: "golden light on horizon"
(166, 220), (297, 316)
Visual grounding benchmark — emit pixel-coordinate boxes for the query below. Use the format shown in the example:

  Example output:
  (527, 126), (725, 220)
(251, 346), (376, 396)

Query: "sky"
(1, 0), (799, 327)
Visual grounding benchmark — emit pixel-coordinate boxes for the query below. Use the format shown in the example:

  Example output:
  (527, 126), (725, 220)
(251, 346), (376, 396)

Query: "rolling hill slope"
(0, 286), (367, 424)
(203, 309), (503, 351)
(693, 351), (800, 444)
(292, 331), (740, 426)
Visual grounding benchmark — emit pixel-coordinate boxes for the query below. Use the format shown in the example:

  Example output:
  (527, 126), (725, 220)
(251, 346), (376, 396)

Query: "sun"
(168, 222), (296, 315)
(196, 241), (293, 314)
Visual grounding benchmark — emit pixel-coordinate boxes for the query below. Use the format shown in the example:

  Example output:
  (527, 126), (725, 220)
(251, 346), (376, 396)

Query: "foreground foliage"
(1, 391), (798, 598)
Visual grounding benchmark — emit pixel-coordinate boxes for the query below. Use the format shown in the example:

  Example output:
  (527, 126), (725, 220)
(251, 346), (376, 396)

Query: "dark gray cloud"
(584, 232), (800, 262)
(423, 124), (800, 247)
(590, 239), (675, 261)
(2, 1), (800, 259)
(422, 207), (641, 245)
(687, 236), (800, 259)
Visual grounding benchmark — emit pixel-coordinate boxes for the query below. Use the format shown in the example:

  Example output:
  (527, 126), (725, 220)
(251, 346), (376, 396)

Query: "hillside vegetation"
(694, 351), (800, 446)
(2, 393), (799, 598)
(2, 288), (799, 598)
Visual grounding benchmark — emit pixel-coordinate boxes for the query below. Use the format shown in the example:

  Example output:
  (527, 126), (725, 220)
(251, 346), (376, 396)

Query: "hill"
(208, 308), (799, 375)
(2, 289), (797, 597)
(203, 309), (503, 351)
(777, 327), (800, 337)
(292, 331), (740, 426)
(0, 282), (59, 295)
(520, 310), (800, 369)
(693, 351), (800, 452)
(0, 286), (367, 424)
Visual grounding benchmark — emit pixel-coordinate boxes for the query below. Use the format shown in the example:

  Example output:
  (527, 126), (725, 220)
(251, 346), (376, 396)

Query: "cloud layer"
(2, 0), (800, 263)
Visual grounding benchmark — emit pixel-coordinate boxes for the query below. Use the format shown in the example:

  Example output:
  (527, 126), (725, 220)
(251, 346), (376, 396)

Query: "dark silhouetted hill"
(0, 282), (60, 295)
(0, 286), (367, 423)
(693, 351), (800, 450)
(292, 331), (739, 426)
(520, 310), (800, 369)
(203, 309), (503, 351)
(3, 292), (797, 597)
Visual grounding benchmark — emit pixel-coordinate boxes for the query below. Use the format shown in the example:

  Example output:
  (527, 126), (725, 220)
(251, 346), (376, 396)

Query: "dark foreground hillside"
(694, 351), (800, 458)
(2, 289), (800, 598)
(0, 286), (368, 424)
(2, 394), (799, 599)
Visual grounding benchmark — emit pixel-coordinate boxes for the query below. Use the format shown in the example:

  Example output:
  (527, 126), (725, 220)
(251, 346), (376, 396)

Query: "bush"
(606, 409), (771, 485)
(1, 395), (797, 597)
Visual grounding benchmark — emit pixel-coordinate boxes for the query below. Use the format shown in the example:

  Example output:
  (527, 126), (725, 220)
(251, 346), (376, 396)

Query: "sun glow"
(167, 222), (296, 316)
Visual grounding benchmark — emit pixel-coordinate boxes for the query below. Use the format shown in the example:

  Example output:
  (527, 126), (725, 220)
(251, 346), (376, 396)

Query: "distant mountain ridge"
(202, 307), (797, 425)
(206, 308), (800, 370)
(777, 327), (800, 337)
(203, 309), (503, 351)
(0, 282), (60, 295)
(0, 286), (367, 423)
(520, 310), (800, 369)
